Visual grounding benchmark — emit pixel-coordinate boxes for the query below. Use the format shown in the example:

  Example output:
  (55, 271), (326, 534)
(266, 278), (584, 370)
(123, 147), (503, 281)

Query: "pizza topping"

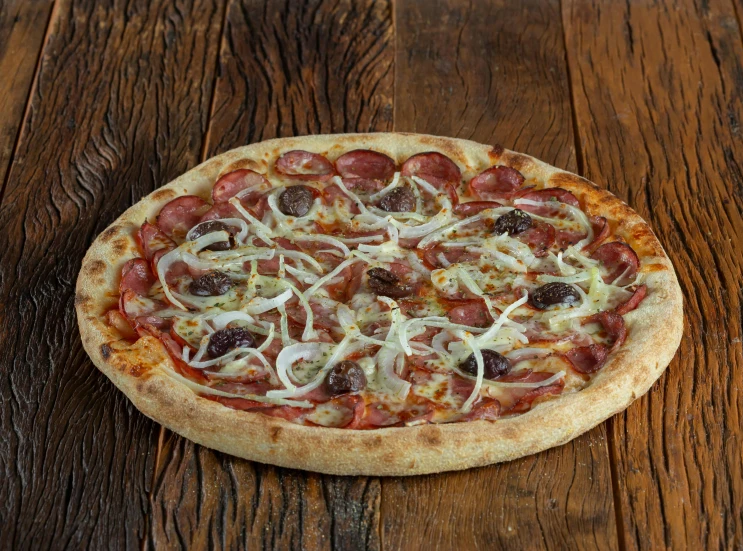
(460, 349), (511, 379)
(207, 327), (256, 358)
(335, 149), (395, 180)
(278, 185), (314, 217)
(367, 267), (415, 298)
(401, 152), (461, 189)
(378, 187), (416, 212)
(324, 360), (367, 396)
(493, 208), (533, 235)
(591, 241), (639, 284)
(275, 150), (334, 181)
(117, 146), (650, 428)
(189, 271), (233, 296)
(187, 220), (236, 251)
(530, 283), (581, 309)
(212, 169), (270, 203)
(468, 166), (525, 200)
(157, 196), (211, 239)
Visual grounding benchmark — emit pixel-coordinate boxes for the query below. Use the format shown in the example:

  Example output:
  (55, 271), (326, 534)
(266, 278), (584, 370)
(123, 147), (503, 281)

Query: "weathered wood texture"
(147, 1), (393, 549)
(0, 0), (53, 191)
(563, 0), (743, 548)
(0, 0), (225, 549)
(382, 1), (618, 549)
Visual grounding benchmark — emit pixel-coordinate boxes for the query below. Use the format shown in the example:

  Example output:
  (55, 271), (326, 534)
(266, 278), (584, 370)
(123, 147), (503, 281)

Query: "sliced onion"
(243, 288), (293, 315)
(376, 346), (411, 399)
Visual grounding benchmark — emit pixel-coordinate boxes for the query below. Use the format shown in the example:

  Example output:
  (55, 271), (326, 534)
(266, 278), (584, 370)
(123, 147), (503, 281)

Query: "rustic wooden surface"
(0, 0), (741, 549)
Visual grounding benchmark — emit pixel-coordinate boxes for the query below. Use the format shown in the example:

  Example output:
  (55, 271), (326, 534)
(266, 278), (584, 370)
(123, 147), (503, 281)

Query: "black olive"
(493, 209), (533, 235)
(367, 267), (414, 298)
(207, 327), (256, 358)
(460, 349), (511, 379)
(278, 185), (314, 216)
(189, 220), (235, 251)
(530, 282), (581, 309)
(325, 360), (367, 396)
(378, 187), (416, 212)
(189, 271), (233, 296)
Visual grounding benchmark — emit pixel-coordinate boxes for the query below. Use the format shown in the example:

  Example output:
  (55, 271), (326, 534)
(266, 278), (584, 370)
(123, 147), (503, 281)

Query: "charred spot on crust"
(74, 293), (92, 307)
(270, 426), (283, 442)
(99, 225), (120, 242)
(418, 427), (442, 446)
(489, 144), (505, 160)
(101, 343), (112, 360)
(151, 189), (177, 202)
(112, 238), (130, 256)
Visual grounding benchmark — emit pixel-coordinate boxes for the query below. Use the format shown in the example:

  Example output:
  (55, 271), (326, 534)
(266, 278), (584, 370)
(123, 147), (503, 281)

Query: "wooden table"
(1, 0), (741, 549)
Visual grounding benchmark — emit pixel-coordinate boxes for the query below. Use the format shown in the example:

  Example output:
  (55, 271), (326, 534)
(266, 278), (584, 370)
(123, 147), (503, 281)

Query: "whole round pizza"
(76, 133), (683, 475)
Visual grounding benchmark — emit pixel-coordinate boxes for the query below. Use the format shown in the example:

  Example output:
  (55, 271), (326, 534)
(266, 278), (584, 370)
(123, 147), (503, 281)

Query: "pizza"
(76, 133), (683, 475)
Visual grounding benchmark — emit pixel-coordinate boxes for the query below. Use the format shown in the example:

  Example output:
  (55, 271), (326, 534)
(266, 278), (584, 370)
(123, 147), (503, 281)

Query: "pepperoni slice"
(335, 150), (395, 180)
(615, 285), (647, 315)
(212, 169), (270, 203)
(517, 220), (556, 256)
(137, 222), (175, 261)
(401, 152), (461, 189)
(341, 177), (387, 193)
(467, 166), (525, 200)
(322, 182), (361, 214)
(447, 299), (493, 327)
(518, 187), (580, 207)
(464, 398), (501, 421)
(199, 201), (240, 222)
(565, 344), (609, 374)
(583, 216), (610, 252)
(275, 150), (334, 181)
(120, 258), (156, 295)
(156, 196), (211, 239)
(453, 200), (503, 216)
(590, 310), (627, 349)
(591, 241), (639, 284)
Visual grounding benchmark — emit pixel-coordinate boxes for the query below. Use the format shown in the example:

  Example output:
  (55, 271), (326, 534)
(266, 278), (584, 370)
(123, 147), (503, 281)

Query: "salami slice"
(212, 169), (270, 203)
(565, 344), (608, 374)
(341, 177), (387, 193)
(591, 241), (639, 284)
(120, 258), (157, 295)
(467, 166), (525, 200)
(157, 196), (211, 239)
(275, 150), (334, 181)
(447, 300), (493, 327)
(615, 285), (647, 315)
(453, 200), (503, 216)
(335, 150), (395, 180)
(401, 152), (461, 189)
(517, 220), (556, 256)
(583, 216), (610, 252)
(137, 222), (175, 261)
(518, 187), (580, 207)
(590, 310), (627, 349)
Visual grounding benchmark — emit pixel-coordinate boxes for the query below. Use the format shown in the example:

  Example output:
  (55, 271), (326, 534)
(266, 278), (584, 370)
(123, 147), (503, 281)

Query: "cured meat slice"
(335, 149), (395, 180)
(517, 220), (556, 256)
(157, 196), (211, 239)
(565, 344), (609, 374)
(212, 169), (270, 203)
(591, 241), (639, 284)
(453, 200), (503, 216)
(467, 166), (525, 200)
(615, 285), (647, 315)
(137, 222), (175, 261)
(590, 310), (627, 350)
(447, 300), (493, 327)
(583, 216), (609, 252)
(401, 152), (461, 189)
(341, 177), (387, 193)
(518, 187), (580, 207)
(275, 150), (334, 181)
(120, 258), (156, 295)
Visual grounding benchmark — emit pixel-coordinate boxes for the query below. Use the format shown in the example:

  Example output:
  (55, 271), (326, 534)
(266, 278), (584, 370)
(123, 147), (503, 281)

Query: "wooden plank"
(147, 1), (393, 549)
(563, 0), (743, 548)
(382, 1), (619, 550)
(0, 0), (54, 192)
(0, 1), (226, 548)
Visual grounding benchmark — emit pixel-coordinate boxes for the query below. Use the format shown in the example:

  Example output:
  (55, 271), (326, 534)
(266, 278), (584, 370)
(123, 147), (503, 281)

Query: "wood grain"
(147, 1), (393, 549)
(383, 1), (618, 549)
(563, 0), (743, 548)
(0, 0), (53, 192)
(0, 0), (225, 548)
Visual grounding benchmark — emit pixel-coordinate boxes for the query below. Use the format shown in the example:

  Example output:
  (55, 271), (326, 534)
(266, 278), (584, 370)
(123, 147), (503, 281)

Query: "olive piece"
(460, 349), (511, 379)
(367, 267), (414, 298)
(207, 327), (256, 358)
(493, 208), (533, 235)
(278, 185), (314, 216)
(189, 220), (235, 251)
(189, 271), (233, 296)
(378, 187), (416, 212)
(325, 360), (367, 396)
(530, 282), (581, 309)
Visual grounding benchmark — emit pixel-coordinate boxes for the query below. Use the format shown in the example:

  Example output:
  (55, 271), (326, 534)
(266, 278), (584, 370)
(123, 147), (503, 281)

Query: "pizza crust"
(76, 133), (683, 475)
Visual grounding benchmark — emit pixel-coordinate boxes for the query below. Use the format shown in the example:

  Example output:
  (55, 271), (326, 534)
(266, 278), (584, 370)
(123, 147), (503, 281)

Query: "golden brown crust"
(76, 133), (683, 476)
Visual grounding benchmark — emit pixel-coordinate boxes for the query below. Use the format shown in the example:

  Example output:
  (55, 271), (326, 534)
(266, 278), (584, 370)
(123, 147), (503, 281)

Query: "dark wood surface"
(0, 0), (741, 549)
